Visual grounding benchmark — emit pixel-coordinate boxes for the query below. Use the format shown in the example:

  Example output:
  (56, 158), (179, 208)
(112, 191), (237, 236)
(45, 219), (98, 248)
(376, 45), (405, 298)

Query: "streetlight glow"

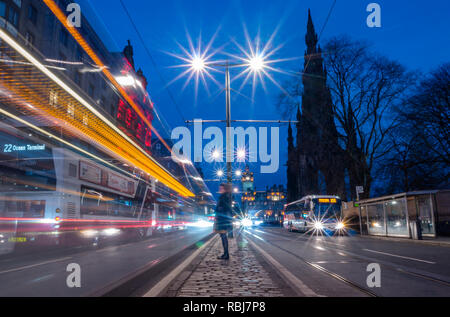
(212, 149), (222, 161)
(191, 56), (206, 72)
(248, 55), (265, 72)
(169, 29), (291, 185)
(236, 148), (247, 162)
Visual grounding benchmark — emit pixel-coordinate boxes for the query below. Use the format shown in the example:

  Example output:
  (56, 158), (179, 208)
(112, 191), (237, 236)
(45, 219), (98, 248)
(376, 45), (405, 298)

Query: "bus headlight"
(314, 222), (324, 230)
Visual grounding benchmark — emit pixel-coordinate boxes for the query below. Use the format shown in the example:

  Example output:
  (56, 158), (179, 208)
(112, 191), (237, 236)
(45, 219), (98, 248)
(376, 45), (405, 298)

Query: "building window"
(28, 5), (37, 24)
(59, 28), (69, 46)
(49, 90), (58, 107)
(59, 52), (66, 63)
(74, 71), (81, 86)
(100, 96), (106, 109)
(8, 6), (19, 26)
(88, 84), (95, 97)
(0, 1), (6, 18)
(67, 103), (75, 118)
(25, 31), (34, 47)
(76, 47), (83, 62)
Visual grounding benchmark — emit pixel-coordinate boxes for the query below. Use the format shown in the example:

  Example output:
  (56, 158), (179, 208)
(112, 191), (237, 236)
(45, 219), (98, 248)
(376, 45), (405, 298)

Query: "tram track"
(284, 231), (450, 289)
(246, 227), (450, 297)
(244, 230), (378, 297)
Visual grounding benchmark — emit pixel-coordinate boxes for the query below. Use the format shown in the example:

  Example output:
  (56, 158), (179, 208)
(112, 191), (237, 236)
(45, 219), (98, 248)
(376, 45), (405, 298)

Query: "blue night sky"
(82, 0), (450, 195)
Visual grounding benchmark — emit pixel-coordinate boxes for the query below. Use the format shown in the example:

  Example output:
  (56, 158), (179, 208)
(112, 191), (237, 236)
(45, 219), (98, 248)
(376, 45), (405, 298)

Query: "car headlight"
(81, 230), (99, 238)
(241, 219), (253, 227)
(336, 222), (345, 230)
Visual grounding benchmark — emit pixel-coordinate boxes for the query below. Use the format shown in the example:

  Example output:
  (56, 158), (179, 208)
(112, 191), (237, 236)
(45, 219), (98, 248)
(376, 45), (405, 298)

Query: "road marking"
(363, 249), (436, 264)
(0, 257), (72, 275)
(143, 235), (217, 297)
(314, 261), (350, 264)
(246, 237), (319, 297)
(244, 230), (265, 241)
(260, 228), (347, 247)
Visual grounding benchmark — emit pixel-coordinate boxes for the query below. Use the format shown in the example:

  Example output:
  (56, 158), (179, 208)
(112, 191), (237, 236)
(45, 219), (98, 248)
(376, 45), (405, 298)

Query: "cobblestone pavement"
(176, 235), (285, 297)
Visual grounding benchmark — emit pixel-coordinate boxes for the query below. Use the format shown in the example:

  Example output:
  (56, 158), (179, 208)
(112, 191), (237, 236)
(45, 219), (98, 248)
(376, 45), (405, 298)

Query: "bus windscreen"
(313, 199), (342, 217)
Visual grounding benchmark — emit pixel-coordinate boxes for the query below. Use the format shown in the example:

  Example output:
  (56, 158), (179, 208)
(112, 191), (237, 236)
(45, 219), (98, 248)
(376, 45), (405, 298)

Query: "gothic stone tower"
(297, 10), (322, 197)
(286, 122), (299, 202)
(296, 10), (345, 199)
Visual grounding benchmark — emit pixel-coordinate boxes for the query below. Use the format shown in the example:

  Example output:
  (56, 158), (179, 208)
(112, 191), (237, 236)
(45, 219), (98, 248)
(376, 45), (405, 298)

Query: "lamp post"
(172, 40), (286, 215)
(225, 64), (233, 186)
(185, 60), (262, 190)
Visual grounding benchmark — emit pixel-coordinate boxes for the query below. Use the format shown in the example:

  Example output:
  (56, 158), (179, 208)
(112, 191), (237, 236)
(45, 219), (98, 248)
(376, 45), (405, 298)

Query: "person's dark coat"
(214, 193), (233, 233)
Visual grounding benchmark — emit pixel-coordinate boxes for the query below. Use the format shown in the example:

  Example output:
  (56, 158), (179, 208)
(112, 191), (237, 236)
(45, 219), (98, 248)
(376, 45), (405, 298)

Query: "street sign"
(356, 186), (364, 203)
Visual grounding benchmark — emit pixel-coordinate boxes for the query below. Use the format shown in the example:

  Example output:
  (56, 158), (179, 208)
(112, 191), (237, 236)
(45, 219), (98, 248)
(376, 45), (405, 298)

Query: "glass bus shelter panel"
(385, 199), (409, 237)
(360, 206), (368, 235)
(367, 203), (386, 236)
(417, 195), (435, 236)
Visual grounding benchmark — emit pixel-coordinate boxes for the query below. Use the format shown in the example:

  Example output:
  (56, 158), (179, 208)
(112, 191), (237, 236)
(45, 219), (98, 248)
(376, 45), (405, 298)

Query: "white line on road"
(0, 257), (73, 275)
(244, 230), (265, 241)
(143, 235), (217, 297)
(363, 249), (436, 264)
(246, 237), (320, 297)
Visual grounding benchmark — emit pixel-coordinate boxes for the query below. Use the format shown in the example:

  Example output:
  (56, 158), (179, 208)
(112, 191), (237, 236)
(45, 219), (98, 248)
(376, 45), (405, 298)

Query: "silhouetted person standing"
(214, 184), (233, 260)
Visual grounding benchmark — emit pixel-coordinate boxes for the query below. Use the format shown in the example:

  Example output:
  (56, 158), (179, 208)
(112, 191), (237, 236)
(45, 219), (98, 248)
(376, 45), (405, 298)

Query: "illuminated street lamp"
(172, 33), (289, 208)
(237, 148), (247, 162)
(183, 57), (268, 185)
(216, 169), (224, 178)
(191, 56), (206, 72)
(248, 55), (265, 72)
(211, 149), (222, 161)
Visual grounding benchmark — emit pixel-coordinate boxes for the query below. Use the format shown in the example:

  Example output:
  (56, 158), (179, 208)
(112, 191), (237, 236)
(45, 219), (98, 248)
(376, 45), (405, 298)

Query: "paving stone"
(176, 236), (284, 297)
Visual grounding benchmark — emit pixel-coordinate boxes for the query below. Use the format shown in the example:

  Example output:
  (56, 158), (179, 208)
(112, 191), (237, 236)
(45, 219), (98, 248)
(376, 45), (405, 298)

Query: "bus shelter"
(359, 190), (450, 239)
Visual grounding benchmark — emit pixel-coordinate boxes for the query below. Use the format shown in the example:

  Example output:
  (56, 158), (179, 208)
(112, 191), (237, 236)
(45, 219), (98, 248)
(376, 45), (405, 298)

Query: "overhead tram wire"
(303, 0), (337, 74)
(275, 0), (337, 118)
(41, 0), (194, 197)
(118, 1), (218, 199)
(119, 0), (187, 125)
(295, 0), (339, 141)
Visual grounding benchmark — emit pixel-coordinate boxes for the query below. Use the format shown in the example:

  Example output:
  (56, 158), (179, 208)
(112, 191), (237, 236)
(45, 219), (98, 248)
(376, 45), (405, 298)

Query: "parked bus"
(283, 195), (344, 234)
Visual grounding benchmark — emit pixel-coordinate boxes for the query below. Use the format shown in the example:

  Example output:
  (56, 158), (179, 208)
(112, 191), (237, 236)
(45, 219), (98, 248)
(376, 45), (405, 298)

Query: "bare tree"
(277, 79), (302, 120)
(378, 63), (450, 194)
(379, 128), (434, 194)
(323, 36), (415, 199)
(404, 63), (450, 166)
